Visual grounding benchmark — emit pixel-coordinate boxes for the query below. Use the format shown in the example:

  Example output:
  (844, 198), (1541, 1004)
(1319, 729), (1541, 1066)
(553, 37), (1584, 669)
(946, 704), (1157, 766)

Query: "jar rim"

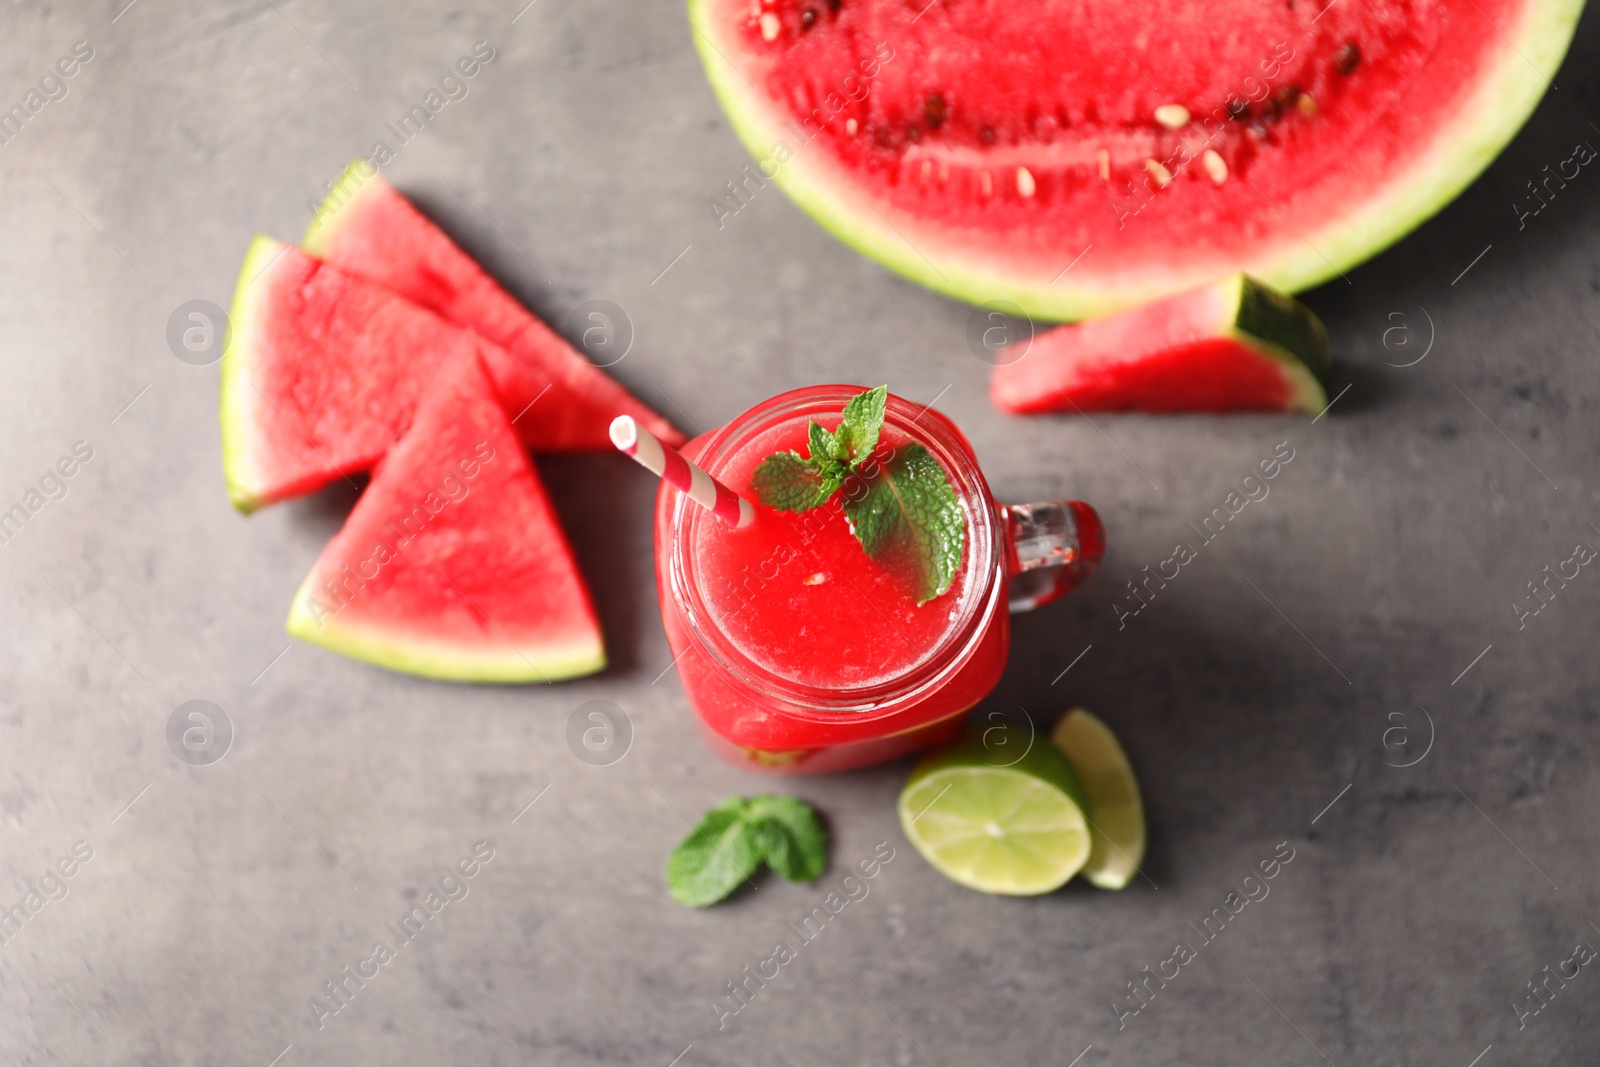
(667, 385), (1004, 720)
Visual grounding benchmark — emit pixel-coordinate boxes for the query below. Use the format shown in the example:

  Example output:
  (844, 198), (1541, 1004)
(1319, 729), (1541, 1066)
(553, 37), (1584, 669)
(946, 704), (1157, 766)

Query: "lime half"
(1051, 708), (1146, 890)
(898, 726), (1090, 895)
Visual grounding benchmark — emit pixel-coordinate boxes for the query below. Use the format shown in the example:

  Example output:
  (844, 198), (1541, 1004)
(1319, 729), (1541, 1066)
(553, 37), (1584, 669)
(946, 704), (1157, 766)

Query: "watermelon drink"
(654, 385), (1103, 773)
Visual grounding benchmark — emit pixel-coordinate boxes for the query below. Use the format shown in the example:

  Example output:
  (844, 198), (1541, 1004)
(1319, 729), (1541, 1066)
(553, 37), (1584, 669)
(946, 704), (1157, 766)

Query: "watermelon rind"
(220, 234), (291, 513)
(1225, 275), (1332, 413)
(688, 0), (1585, 321)
(301, 160), (380, 257)
(285, 582), (607, 684)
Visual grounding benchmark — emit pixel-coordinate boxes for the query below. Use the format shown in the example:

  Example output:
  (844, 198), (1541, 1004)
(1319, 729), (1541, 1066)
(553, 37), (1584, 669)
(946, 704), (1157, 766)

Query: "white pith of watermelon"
(990, 275), (1331, 413)
(302, 164), (683, 452)
(690, 0), (1584, 320)
(222, 236), (521, 512)
(285, 352), (606, 683)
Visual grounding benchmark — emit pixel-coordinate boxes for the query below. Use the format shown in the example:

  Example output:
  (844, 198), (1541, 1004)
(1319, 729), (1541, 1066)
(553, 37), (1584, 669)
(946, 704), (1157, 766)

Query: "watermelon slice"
(223, 236), (511, 510)
(689, 0), (1583, 320)
(302, 164), (682, 451)
(991, 276), (1331, 414)
(285, 351), (605, 683)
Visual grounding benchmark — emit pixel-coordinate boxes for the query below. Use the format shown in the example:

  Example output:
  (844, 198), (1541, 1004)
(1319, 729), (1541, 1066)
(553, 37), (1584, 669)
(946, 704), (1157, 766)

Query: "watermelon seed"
(1016, 166), (1037, 198)
(1145, 159), (1172, 188)
(1270, 84), (1301, 119)
(759, 12), (780, 39)
(800, 7), (816, 28)
(1297, 92), (1317, 118)
(978, 125), (996, 145)
(1335, 42), (1360, 74)
(1227, 98), (1251, 120)
(846, 117), (858, 136)
(925, 93), (947, 128)
(1202, 149), (1228, 184)
(1097, 149), (1110, 181)
(1154, 104), (1190, 129)
(826, 0), (841, 9)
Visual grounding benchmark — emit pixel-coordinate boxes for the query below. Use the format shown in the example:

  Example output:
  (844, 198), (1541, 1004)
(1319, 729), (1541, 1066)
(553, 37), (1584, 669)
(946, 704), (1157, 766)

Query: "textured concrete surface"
(2, 1), (1599, 1064)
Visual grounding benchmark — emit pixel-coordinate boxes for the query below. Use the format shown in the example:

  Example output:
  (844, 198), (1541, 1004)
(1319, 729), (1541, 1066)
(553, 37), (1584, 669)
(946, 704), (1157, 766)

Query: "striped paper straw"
(610, 415), (755, 528)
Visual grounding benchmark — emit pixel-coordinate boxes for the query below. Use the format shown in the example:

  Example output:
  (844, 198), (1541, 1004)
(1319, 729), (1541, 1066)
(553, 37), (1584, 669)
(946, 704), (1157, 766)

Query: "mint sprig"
(750, 386), (964, 604)
(666, 795), (828, 907)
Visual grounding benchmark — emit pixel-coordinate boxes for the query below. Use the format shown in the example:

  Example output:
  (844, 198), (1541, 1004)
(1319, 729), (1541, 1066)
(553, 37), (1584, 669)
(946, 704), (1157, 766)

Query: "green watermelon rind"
(688, 0), (1586, 321)
(301, 159), (380, 257)
(220, 234), (290, 514)
(1227, 274), (1332, 414)
(284, 574), (607, 683)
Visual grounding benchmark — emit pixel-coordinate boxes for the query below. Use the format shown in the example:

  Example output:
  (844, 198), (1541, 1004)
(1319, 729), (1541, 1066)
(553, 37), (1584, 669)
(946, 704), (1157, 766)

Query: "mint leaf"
(809, 421), (847, 465)
(747, 795), (827, 882)
(836, 385), (886, 462)
(842, 443), (965, 604)
(666, 798), (764, 907)
(751, 451), (837, 512)
(666, 795), (830, 907)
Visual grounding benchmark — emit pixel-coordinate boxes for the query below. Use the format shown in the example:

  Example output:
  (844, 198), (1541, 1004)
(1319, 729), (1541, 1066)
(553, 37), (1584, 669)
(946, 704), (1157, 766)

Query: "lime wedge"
(897, 725), (1090, 895)
(1050, 708), (1146, 890)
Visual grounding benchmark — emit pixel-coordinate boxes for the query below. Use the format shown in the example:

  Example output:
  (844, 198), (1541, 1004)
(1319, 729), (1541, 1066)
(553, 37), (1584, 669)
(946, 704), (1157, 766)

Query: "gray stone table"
(2, 1), (1598, 1064)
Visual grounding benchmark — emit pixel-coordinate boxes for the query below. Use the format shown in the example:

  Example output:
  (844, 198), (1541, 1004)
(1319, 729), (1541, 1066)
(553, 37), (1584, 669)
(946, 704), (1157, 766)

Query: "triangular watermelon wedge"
(990, 275), (1332, 414)
(222, 235), (502, 511)
(302, 163), (681, 452)
(285, 351), (605, 683)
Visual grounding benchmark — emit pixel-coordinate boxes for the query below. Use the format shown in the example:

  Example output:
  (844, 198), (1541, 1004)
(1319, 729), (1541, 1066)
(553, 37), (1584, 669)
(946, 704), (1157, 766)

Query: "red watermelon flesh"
(286, 351), (605, 683)
(303, 166), (682, 452)
(689, 0), (1582, 320)
(223, 236), (545, 511)
(991, 275), (1332, 414)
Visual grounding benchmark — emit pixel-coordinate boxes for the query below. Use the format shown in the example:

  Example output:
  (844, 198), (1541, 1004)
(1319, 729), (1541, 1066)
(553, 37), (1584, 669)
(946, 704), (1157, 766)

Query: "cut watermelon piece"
(285, 352), (605, 683)
(990, 275), (1331, 414)
(302, 164), (681, 451)
(224, 236), (514, 511)
(689, 0), (1583, 320)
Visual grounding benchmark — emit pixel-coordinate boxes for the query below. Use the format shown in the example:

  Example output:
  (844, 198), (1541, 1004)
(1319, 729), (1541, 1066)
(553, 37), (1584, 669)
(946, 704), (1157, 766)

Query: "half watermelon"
(303, 164), (682, 451)
(286, 351), (606, 683)
(991, 275), (1332, 414)
(689, 0), (1583, 320)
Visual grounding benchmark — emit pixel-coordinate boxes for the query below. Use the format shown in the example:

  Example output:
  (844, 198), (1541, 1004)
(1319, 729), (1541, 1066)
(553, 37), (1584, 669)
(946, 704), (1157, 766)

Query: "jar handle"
(1004, 501), (1105, 613)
